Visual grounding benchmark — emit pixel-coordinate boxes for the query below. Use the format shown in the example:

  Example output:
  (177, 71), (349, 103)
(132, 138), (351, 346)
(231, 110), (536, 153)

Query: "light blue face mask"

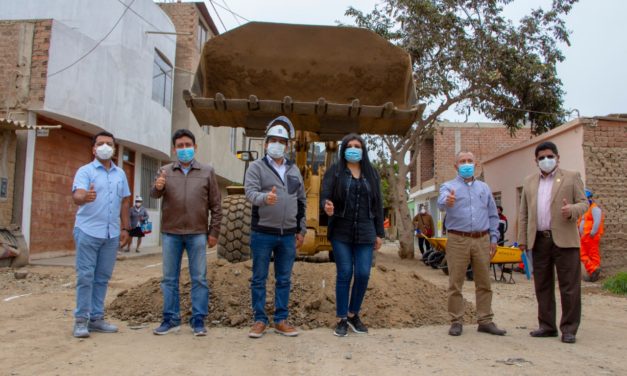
(176, 147), (195, 163)
(458, 163), (475, 179)
(344, 147), (363, 163)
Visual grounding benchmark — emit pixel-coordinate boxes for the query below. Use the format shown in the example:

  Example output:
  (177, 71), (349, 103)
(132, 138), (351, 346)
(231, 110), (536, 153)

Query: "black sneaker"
(334, 318), (348, 337)
(190, 316), (207, 336)
(153, 320), (180, 335)
(347, 315), (368, 334)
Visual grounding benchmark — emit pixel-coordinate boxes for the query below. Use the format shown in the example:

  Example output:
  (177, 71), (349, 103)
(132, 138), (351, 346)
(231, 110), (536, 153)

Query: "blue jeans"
(73, 227), (119, 320)
(250, 231), (296, 324)
(332, 240), (374, 318)
(161, 233), (208, 324)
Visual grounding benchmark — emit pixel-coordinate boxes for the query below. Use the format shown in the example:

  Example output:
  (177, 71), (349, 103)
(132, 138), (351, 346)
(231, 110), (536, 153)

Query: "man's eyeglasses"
(538, 155), (556, 161)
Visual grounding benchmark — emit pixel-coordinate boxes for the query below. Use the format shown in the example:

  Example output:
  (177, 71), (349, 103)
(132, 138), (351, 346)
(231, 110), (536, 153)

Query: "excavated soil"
(109, 258), (475, 329)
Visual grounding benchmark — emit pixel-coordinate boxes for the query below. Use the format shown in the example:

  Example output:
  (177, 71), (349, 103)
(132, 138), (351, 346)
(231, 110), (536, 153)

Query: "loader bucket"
(186, 22), (424, 139)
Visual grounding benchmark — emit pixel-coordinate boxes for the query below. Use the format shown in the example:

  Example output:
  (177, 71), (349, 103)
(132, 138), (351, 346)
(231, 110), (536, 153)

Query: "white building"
(0, 0), (176, 258)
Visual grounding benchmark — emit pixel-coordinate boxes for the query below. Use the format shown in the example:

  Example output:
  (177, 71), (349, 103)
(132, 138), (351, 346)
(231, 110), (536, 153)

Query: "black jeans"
(418, 237), (431, 255)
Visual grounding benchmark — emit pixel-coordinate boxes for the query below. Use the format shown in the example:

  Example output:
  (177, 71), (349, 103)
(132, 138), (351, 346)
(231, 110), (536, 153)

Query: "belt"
(537, 230), (552, 238)
(447, 230), (489, 238)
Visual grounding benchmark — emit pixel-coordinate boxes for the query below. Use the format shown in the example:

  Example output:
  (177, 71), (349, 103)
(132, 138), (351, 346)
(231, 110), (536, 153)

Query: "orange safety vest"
(577, 202), (604, 237)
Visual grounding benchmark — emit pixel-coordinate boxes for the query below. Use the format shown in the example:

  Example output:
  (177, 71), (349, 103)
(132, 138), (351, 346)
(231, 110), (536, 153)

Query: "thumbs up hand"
(561, 198), (572, 219)
(446, 188), (456, 207)
(155, 169), (166, 191)
(266, 186), (278, 205)
(85, 183), (97, 203)
(324, 199), (334, 216)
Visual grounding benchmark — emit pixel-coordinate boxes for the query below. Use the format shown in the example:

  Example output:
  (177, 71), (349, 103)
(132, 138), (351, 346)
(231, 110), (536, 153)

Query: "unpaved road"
(1, 244), (626, 376)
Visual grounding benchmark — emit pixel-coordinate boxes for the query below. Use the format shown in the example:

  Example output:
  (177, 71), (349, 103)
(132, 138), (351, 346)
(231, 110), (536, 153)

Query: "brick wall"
(29, 20), (51, 106)
(433, 124), (531, 185)
(159, 3), (205, 71)
(419, 138), (434, 187)
(0, 22), (22, 109)
(0, 131), (17, 227)
(29, 120), (92, 256)
(0, 20), (50, 111)
(582, 118), (627, 273)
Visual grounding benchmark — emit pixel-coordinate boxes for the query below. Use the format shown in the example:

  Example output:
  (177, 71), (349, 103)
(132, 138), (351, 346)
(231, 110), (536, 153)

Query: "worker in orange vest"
(577, 189), (604, 282)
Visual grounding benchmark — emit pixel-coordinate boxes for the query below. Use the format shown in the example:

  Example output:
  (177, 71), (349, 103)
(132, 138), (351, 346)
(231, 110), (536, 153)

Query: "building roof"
(194, 2), (219, 36)
(482, 114), (627, 164)
(481, 117), (589, 164)
(0, 118), (62, 131)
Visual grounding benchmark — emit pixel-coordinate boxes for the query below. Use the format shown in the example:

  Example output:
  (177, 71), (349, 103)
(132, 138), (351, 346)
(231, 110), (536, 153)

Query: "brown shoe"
(274, 321), (299, 337)
(448, 323), (463, 336)
(248, 321), (266, 338)
(561, 333), (576, 344)
(530, 328), (558, 338)
(477, 322), (506, 336)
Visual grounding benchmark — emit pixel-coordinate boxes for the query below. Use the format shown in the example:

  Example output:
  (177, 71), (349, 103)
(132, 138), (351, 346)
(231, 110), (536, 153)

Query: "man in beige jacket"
(518, 141), (588, 344)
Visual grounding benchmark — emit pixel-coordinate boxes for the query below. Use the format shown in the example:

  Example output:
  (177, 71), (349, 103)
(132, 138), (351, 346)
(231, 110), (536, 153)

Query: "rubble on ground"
(109, 259), (475, 328)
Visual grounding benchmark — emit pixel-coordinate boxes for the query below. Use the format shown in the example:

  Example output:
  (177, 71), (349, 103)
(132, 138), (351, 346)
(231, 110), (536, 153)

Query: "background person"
(126, 196), (148, 253)
(413, 203), (434, 256)
(497, 205), (508, 246)
(321, 133), (384, 337)
(578, 189), (604, 282)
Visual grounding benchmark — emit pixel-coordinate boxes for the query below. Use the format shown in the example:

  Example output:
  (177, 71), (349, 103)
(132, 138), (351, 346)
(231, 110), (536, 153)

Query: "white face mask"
(267, 142), (286, 159)
(420, 208), (426, 214)
(538, 157), (557, 173)
(95, 144), (114, 160)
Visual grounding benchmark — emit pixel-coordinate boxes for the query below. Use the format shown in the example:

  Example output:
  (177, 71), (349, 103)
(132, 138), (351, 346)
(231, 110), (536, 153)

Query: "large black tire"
(217, 194), (252, 263)
(422, 249), (434, 265)
(427, 251), (445, 269)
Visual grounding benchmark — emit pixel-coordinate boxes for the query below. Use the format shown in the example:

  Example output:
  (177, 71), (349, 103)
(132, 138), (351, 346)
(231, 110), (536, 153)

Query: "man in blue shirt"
(71, 131), (131, 338)
(438, 151), (506, 337)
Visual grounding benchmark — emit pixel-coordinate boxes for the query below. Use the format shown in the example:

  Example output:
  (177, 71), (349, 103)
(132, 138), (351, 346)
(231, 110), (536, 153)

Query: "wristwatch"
(122, 228), (131, 232)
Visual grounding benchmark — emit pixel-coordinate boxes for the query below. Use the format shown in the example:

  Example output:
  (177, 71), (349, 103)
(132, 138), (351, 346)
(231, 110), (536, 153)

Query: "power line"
(49, 0), (137, 78)
(208, 0), (228, 33)
(116, 0), (176, 43)
(221, 0), (242, 26)
(208, 0), (250, 23)
(500, 106), (578, 118)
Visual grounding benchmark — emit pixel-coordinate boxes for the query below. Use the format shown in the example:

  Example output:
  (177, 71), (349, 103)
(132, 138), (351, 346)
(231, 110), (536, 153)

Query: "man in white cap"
(244, 116), (306, 338)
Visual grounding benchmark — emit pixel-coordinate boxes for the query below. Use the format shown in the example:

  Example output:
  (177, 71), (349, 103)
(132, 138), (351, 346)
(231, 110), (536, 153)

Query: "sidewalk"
(30, 245), (163, 267)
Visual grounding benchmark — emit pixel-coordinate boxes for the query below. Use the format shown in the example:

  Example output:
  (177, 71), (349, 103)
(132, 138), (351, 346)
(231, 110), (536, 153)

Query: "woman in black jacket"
(320, 133), (384, 337)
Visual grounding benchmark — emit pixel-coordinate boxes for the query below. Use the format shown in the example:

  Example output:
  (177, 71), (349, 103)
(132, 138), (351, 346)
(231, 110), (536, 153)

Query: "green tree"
(347, 0), (577, 259)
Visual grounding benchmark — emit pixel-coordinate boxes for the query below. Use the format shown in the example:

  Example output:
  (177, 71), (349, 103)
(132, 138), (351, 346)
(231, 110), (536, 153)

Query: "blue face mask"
(176, 147), (195, 163)
(345, 147), (363, 163)
(458, 163), (475, 179)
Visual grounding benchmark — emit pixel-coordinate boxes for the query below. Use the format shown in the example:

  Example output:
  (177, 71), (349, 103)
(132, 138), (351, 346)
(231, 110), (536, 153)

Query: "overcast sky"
(200, 0), (626, 121)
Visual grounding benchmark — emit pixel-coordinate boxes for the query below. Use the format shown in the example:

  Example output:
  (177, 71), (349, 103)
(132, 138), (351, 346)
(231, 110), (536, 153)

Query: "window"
(141, 155), (160, 209)
(197, 22), (208, 51)
(152, 50), (173, 111)
(230, 128), (237, 154)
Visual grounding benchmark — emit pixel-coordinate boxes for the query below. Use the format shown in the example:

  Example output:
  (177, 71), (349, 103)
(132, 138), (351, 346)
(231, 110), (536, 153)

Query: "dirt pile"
(109, 259), (475, 329)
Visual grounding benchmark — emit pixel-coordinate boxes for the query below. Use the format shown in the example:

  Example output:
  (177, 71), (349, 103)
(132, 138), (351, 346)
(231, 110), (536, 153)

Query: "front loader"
(184, 22), (424, 262)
